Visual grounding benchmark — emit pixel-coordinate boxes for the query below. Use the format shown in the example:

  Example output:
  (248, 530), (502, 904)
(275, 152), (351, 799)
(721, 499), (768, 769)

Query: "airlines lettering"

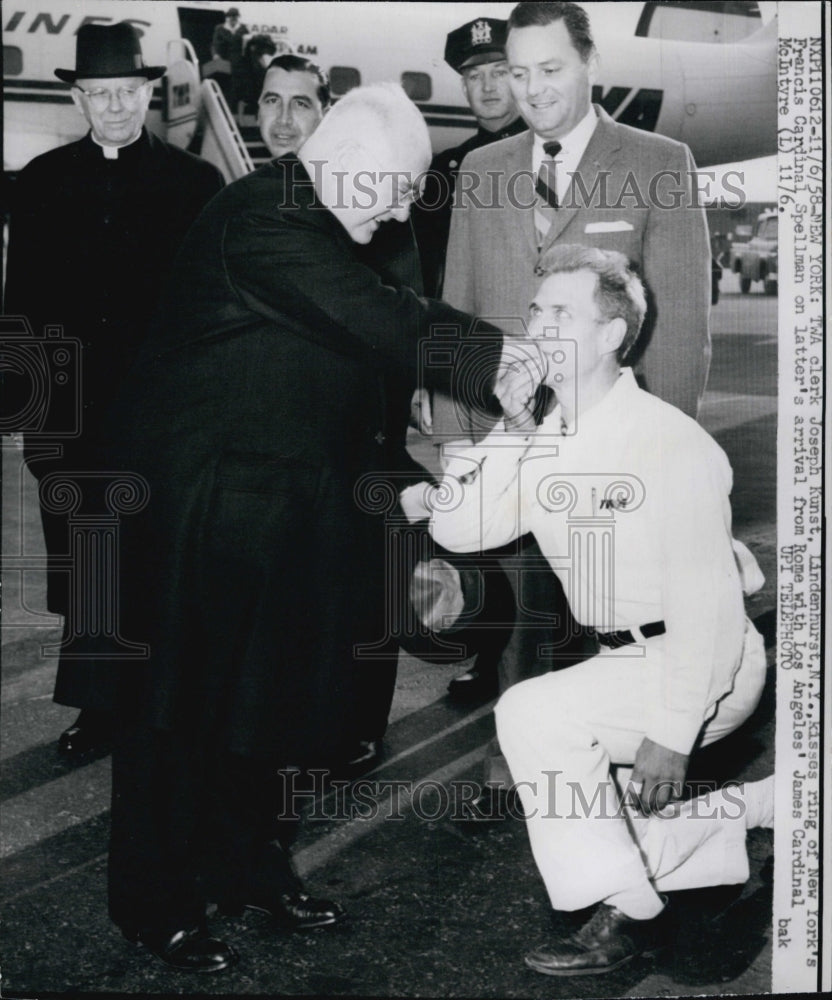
(28, 12), (69, 33)
(4, 11), (150, 37)
(249, 24), (289, 35)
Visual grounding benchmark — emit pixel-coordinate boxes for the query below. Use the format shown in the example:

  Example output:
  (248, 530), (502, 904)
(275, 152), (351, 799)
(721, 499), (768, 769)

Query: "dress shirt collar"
(532, 105), (598, 196)
(541, 367), (637, 437)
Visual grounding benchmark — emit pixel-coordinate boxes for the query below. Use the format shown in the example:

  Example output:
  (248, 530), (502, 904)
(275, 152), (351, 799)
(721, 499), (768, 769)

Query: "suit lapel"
(539, 106), (622, 253)
(504, 131), (539, 257)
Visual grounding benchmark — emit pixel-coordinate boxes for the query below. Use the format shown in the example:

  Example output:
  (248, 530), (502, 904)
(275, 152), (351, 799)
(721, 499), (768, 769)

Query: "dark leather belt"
(594, 620), (666, 649)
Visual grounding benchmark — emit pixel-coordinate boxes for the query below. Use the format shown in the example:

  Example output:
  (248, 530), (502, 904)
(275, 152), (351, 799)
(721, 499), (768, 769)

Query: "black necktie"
(536, 140), (562, 210)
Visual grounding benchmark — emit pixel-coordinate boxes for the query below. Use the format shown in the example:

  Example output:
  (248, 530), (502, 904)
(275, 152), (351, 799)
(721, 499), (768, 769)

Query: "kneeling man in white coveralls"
(403, 245), (772, 976)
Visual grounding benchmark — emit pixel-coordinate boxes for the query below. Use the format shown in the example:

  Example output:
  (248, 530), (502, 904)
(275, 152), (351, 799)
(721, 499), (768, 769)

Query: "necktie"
(536, 140), (562, 209)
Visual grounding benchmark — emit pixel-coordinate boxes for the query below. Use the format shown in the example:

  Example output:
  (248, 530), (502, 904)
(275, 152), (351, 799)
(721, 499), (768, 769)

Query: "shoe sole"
(234, 902), (345, 930)
(524, 946), (664, 977)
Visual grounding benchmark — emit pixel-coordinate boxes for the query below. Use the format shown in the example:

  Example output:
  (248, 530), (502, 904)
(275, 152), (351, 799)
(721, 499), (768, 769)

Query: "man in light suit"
(445, 0), (711, 419)
(439, 0), (712, 794)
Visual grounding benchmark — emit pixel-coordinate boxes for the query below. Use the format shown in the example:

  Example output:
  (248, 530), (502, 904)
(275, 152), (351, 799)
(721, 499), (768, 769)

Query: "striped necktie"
(536, 140), (562, 209)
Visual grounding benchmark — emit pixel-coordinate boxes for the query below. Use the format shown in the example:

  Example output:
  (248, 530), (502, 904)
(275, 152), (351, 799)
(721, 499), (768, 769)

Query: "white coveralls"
(414, 369), (766, 911)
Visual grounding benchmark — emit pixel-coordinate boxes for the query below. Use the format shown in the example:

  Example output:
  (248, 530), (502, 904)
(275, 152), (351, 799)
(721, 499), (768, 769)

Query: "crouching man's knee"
(495, 675), (542, 730)
(495, 674), (573, 747)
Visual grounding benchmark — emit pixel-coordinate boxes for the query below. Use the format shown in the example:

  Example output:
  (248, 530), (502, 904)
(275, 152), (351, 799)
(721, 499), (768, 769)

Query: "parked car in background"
(729, 211), (778, 294)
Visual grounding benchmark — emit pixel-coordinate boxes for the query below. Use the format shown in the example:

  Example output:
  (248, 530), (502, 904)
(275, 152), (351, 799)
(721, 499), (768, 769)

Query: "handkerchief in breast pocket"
(584, 220), (635, 233)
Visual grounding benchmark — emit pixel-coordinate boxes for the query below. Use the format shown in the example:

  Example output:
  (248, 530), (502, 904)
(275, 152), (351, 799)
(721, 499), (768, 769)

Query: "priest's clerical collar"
(90, 129), (142, 159)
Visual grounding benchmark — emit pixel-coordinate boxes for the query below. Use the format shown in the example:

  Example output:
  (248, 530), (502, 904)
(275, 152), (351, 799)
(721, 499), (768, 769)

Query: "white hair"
(313, 83), (431, 171)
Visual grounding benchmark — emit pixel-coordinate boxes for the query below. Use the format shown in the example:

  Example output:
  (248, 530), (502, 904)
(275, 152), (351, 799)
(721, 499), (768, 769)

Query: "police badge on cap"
(444, 17), (508, 74)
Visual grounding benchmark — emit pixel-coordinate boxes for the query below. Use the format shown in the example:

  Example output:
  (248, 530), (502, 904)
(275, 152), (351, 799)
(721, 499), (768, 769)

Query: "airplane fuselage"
(3, 1), (776, 172)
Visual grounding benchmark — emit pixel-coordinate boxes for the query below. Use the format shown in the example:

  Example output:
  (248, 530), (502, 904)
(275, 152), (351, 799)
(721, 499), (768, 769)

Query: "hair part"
(536, 244), (647, 361)
(265, 53), (331, 108)
(508, 1), (595, 62)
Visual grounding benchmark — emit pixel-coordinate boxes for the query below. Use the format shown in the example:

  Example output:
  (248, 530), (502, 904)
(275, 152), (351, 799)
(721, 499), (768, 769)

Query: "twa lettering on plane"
(3, 1), (776, 174)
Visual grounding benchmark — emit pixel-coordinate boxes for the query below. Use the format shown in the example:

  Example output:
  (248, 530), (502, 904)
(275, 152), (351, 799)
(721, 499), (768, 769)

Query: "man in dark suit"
(211, 7), (246, 63)
(210, 6), (248, 108)
(3, 22), (224, 757)
(99, 84), (518, 972)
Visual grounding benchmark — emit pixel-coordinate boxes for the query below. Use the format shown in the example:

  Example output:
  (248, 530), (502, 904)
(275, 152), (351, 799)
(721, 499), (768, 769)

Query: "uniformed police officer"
(412, 17), (527, 298)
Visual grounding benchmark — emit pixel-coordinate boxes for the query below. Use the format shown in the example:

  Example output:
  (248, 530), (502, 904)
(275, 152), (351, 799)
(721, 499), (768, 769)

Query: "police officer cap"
(444, 18), (508, 74)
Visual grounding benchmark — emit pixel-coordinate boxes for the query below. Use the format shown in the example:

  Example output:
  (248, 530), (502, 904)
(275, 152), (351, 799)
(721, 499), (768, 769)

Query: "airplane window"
(4, 46), (23, 76)
(329, 67), (361, 97)
(401, 72), (432, 102)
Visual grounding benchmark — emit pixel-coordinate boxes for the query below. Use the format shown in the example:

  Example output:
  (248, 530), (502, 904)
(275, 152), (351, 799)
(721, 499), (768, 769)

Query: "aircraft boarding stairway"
(162, 39), (254, 182)
(235, 110), (273, 169)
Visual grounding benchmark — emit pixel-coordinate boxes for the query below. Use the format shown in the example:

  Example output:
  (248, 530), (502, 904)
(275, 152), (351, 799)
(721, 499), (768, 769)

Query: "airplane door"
(177, 6), (225, 65)
(162, 39), (201, 151)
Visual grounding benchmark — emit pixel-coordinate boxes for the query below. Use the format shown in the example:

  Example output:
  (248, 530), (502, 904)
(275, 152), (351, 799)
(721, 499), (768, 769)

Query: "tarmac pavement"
(1, 272), (777, 997)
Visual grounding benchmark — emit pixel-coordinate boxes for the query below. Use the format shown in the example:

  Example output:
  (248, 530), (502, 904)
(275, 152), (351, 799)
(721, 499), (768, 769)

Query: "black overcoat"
(102, 155), (503, 763)
(4, 130), (224, 710)
(5, 129), (225, 451)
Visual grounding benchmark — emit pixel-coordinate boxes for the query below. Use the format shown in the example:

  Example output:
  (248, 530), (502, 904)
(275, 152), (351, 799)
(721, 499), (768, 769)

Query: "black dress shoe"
(221, 891), (346, 930)
(447, 667), (497, 702)
(122, 924), (237, 973)
(58, 709), (113, 755)
(524, 900), (671, 976)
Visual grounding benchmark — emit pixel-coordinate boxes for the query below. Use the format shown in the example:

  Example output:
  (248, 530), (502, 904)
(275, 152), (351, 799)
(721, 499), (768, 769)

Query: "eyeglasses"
(74, 85), (147, 109)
